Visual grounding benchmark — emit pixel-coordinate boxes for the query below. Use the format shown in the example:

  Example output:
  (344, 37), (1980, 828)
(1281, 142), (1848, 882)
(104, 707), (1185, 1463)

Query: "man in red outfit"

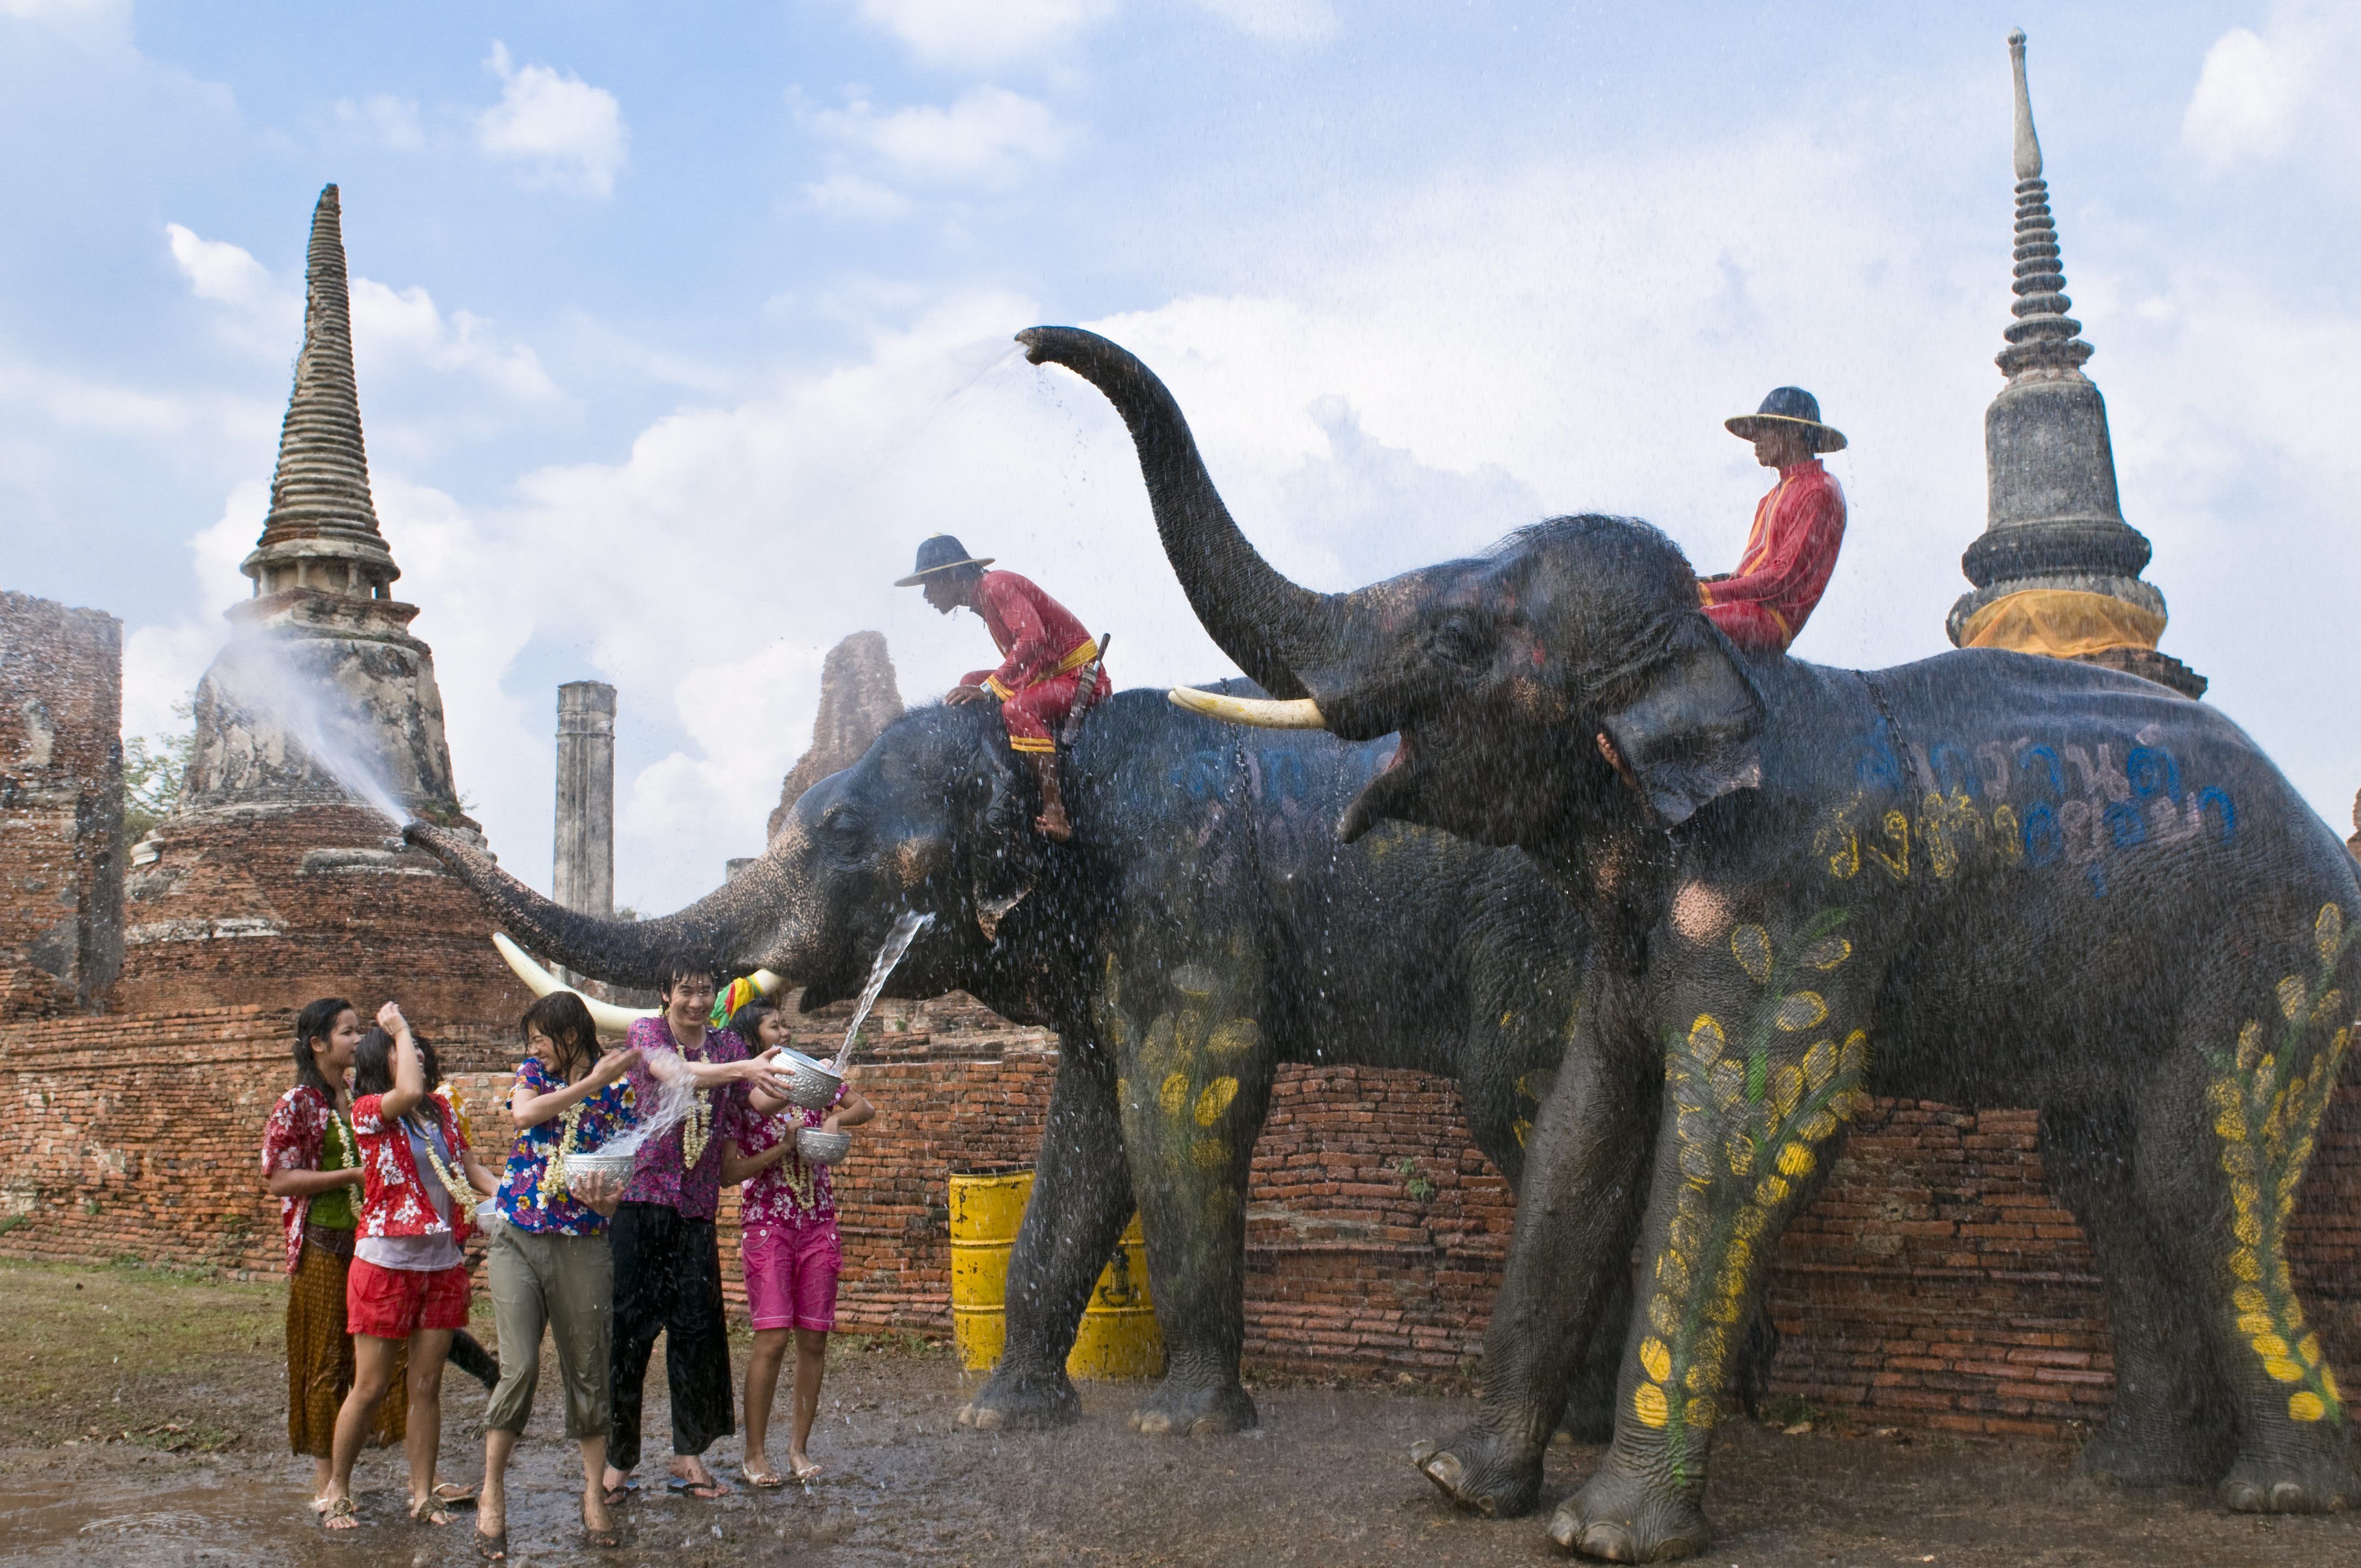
(897, 535), (1108, 842)
(1699, 386), (1848, 654)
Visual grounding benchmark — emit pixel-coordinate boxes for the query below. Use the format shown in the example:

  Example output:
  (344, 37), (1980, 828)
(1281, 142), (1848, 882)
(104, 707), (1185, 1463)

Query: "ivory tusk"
(492, 932), (659, 1038)
(1167, 688), (1328, 729)
(750, 968), (785, 996)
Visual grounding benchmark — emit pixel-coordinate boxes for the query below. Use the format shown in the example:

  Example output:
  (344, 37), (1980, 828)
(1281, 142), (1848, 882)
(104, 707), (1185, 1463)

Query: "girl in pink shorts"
(719, 1000), (874, 1485)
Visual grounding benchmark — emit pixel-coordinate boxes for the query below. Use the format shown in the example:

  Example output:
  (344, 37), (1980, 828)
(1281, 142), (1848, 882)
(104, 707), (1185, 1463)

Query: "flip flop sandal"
(665, 1477), (731, 1500)
(601, 1477), (639, 1506)
(319, 1497), (359, 1529)
(741, 1466), (787, 1489)
(433, 1482), (480, 1506)
(473, 1528), (508, 1561)
(790, 1460), (824, 1482)
(409, 1499), (453, 1527)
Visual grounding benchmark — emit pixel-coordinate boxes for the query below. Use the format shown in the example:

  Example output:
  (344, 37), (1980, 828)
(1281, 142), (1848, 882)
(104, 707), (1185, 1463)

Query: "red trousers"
(965, 668), (1112, 754)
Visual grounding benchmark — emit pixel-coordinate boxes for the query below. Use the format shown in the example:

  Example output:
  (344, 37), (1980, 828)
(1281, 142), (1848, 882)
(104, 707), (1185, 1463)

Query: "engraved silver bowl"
(778, 1048), (843, 1110)
(563, 1148), (638, 1198)
(796, 1127), (852, 1166)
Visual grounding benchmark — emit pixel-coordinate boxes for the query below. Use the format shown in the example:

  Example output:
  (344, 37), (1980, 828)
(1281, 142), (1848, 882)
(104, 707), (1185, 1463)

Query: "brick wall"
(0, 591), (123, 1018)
(3, 1004), (2354, 1440)
(112, 802), (532, 1033)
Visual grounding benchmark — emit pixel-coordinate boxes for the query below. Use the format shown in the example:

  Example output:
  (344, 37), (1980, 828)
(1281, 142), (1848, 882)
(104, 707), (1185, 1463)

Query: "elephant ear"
(966, 741), (1039, 939)
(1595, 616), (1765, 827)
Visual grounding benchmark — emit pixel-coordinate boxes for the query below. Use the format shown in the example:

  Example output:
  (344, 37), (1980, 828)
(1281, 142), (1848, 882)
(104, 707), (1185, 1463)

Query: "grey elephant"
(412, 687), (1643, 1437)
(1019, 323), (2360, 1560)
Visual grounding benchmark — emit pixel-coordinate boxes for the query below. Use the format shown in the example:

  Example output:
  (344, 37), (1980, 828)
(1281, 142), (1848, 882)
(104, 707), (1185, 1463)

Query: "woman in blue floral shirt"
(476, 992), (638, 1559)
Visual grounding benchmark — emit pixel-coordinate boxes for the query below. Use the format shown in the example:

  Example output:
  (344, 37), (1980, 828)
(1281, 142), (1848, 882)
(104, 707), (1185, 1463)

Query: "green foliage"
(120, 703), (195, 842)
(1396, 1157), (1436, 1204)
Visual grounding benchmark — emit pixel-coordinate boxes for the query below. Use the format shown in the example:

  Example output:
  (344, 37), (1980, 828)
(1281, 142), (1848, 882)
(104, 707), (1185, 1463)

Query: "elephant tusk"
(1167, 688), (1328, 729)
(492, 932), (660, 1038)
(750, 969), (785, 996)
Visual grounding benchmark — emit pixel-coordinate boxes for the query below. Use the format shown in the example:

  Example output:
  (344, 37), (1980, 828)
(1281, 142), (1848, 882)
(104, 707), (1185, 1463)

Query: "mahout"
(1020, 323), (2360, 1559)
(412, 687), (1744, 1438)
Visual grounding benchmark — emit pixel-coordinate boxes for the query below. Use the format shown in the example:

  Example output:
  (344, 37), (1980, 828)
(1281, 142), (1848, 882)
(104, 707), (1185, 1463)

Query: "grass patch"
(0, 1258), (286, 1446)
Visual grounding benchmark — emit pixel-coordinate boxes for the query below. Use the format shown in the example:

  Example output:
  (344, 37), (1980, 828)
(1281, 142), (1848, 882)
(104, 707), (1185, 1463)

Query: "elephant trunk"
(1018, 326), (1340, 701)
(405, 821), (786, 988)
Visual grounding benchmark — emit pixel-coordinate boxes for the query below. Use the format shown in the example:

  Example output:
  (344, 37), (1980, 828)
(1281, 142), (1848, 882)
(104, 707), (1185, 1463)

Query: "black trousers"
(606, 1202), (735, 1471)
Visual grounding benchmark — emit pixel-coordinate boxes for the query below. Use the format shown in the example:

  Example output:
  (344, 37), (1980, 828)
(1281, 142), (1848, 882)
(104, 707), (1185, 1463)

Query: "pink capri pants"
(743, 1222), (841, 1332)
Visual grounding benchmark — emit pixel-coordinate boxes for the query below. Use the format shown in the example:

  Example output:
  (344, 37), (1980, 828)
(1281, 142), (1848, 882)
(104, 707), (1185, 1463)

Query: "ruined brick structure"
(0, 592), (124, 1019)
(109, 184), (526, 1032)
(767, 631), (901, 843)
(1, 999), (2352, 1440)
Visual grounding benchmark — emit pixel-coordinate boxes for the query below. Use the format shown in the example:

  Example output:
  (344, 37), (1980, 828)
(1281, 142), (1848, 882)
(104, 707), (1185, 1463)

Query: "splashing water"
(583, 1049), (703, 1161)
(205, 635), (412, 827)
(834, 910), (937, 1071)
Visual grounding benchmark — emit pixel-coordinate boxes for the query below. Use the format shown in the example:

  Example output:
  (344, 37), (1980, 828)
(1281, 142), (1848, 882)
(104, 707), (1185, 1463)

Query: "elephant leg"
(959, 1053), (1133, 1432)
(1103, 956), (1274, 1436)
(2140, 942), (2358, 1515)
(1551, 967), (1878, 1563)
(1410, 1008), (1656, 1518)
(2038, 1102), (2233, 1486)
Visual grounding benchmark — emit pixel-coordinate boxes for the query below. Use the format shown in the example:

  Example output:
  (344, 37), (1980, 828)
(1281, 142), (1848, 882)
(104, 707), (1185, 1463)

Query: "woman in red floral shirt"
(317, 1003), (497, 1531)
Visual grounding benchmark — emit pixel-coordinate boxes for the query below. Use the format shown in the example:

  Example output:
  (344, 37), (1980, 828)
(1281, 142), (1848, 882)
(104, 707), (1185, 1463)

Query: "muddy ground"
(1, 1260), (2353, 1567)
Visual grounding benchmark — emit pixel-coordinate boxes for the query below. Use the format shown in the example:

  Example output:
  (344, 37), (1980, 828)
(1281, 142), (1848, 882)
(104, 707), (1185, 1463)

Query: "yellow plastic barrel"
(948, 1170), (1164, 1380)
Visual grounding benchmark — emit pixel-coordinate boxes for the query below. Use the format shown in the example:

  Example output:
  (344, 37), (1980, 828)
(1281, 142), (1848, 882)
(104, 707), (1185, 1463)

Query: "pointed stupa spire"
(1946, 31), (2204, 698)
(1995, 30), (2095, 379)
(239, 184), (401, 601)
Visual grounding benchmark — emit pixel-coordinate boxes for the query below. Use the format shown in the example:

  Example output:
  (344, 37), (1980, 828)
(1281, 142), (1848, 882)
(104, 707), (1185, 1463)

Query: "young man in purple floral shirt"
(603, 960), (790, 1502)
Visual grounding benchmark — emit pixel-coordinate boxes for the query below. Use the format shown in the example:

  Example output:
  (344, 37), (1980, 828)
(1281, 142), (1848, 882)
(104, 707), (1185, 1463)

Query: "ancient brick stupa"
(1945, 31), (2206, 699)
(114, 185), (529, 1032)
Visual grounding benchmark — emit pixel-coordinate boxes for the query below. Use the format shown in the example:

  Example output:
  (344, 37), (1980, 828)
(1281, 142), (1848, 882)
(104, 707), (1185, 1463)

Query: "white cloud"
(813, 86), (1068, 187)
(804, 172), (916, 221)
(845, 0), (1113, 69)
(349, 277), (559, 402)
(2183, 4), (2361, 176)
(1185, 0), (1335, 43)
(335, 92), (426, 150)
(119, 482), (263, 740)
(475, 40), (629, 197)
(165, 223), (278, 312)
(0, 0), (129, 41)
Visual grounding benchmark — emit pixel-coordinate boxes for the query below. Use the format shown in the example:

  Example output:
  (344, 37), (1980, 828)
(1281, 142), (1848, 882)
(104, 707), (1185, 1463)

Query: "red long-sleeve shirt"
(1699, 459), (1846, 654)
(971, 570), (1096, 697)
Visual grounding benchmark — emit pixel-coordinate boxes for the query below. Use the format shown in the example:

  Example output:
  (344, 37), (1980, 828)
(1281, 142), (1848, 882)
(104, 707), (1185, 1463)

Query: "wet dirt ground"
(2, 1261), (2354, 1567)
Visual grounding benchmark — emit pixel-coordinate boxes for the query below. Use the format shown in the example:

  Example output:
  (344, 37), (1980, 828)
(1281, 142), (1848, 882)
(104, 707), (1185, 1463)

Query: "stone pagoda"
(113, 186), (526, 1035)
(1945, 31), (2206, 698)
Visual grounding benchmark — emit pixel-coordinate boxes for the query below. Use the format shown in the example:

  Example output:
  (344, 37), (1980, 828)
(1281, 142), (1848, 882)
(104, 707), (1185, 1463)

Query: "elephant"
(409, 686), (1665, 1438)
(1019, 323), (2361, 1559)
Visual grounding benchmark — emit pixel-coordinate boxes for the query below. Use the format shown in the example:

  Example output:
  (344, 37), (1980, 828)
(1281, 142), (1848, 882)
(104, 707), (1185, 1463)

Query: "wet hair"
(292, 996), (356, 1098)
(352, 1026), (443, 1110)
(657, 956), (719, 1000)
(521, 991), (600, 1083)
(726, 1000), (781, 1048)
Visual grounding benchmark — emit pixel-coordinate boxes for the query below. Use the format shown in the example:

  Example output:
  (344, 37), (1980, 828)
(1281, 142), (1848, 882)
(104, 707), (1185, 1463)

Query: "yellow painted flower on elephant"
(1777, 1141), (1816, 1178)
(1688, 1014), (1726, 1062)
(1193, 1076), (1238, 1125)
(1773, 993), (1828, 1032)
(2277, 976), (2308, 1021)
(1802, 936), (1852, 971)
(1633, 1381), (1669, 1428)
(1641, 1337), (1672, 1382)
(2289, 1391), (2329, 1422)
(1731, 926), (1772, 983)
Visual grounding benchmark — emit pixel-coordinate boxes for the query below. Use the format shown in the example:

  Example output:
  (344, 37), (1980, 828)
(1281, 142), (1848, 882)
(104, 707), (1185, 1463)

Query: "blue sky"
(4, 1), (2354, 911)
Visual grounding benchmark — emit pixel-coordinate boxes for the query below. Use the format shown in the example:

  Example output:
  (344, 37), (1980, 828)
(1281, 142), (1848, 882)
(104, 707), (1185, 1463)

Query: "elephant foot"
(2076, 1418), (2231, 1489)
(956, 1365), (1080, 1432)
(1408, 1424), (1543, 1518)
(1546, 1455), (1710, 1562)
(2218, 1454), (2359, 1514)
(1127, 1379), (1257, 1436)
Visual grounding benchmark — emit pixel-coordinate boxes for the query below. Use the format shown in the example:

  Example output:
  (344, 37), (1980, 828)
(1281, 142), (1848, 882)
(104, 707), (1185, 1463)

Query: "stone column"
(553, 682), (615, 918)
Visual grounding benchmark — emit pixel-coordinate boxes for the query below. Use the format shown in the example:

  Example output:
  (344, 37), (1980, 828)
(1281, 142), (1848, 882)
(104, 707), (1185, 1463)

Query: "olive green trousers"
(485, 1223), (614, 1439)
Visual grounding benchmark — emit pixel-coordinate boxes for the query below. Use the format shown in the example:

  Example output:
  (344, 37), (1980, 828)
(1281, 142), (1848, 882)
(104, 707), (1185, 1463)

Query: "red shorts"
(346, 1259), (471, 1340)
(743, 1222), (841, 1332)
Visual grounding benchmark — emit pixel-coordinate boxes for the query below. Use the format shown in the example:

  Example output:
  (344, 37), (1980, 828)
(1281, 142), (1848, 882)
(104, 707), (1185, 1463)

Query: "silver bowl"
(797, 1126), (851, 1166)
(777, 1048), (843, 1110)
(564, 1148), (637, 1200)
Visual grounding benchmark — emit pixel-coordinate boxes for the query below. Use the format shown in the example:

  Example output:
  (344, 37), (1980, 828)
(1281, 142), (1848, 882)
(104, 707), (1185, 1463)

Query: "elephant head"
(1018, 326), (1765, 854)
(405, 703), (1042, 1011)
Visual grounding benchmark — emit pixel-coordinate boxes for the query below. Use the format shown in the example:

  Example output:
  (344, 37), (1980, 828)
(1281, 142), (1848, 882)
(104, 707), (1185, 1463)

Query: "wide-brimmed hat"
(1726, 386), (1846, 453)
(894, 533), (995, 586)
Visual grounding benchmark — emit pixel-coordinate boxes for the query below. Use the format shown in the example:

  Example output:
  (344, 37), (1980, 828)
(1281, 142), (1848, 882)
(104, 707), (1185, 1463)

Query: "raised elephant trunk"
(1018, 326), (1339, 703)
(405, 820), (785, 988)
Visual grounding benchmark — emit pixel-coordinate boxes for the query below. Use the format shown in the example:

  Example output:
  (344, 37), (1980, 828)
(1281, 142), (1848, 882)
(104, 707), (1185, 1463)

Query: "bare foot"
(790, 1452), (823, 1482)
(1035, 808), (1072, 842)
(601, 1465), (633, 1504)
(581, 1482), (621, 1548)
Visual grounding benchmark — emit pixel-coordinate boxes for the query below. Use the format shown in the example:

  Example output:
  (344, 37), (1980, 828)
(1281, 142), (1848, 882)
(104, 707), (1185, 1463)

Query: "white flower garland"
(681, 1091), (712, 1170)
(411, 1115), (473, 1222)
(538, 1101), (586, 1207)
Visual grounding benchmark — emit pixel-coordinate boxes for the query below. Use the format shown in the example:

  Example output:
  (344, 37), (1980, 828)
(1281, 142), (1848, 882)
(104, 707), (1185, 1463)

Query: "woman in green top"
(264, 998), (403, 1505)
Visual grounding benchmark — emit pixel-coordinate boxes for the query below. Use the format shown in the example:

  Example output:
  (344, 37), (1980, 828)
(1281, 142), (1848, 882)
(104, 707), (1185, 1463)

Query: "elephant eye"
(1429, 616), (1488, 669)
(822, 809), (866, 851)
